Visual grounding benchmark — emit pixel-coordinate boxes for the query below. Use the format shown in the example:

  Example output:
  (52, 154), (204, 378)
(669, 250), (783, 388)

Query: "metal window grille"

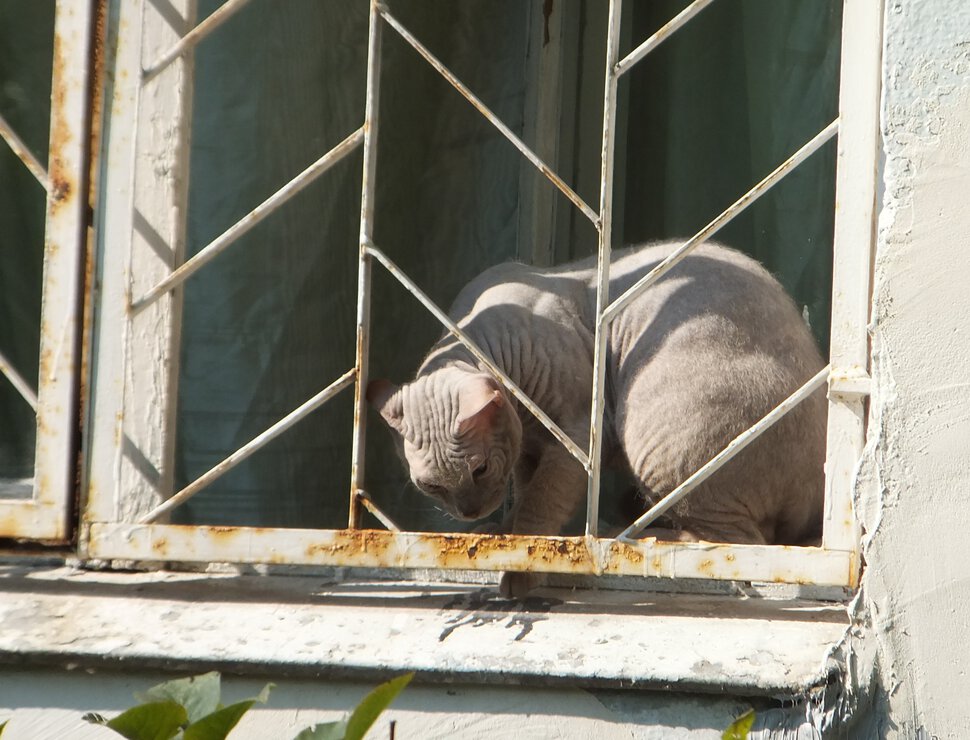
(0, 1), (93, 541)
(84, 0), (881, 589)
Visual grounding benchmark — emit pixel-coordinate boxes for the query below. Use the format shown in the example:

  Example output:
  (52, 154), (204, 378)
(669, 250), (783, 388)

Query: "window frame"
(0, 0), (94, 542)
(80, 0), (881, 591)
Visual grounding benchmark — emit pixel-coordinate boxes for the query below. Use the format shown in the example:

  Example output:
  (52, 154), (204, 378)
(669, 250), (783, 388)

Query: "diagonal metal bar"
(356, 490), (401, 532)
(0, 349), (38, 412)
(137, 368), (357, 523)
(142, 0), (252, 82)
(617, 365), (830, 541)
(365, 243), (590, 468)
(615, 0), (717, 78)
(0, 112), (49, 189)
(602, 119), (839, 326)
(378, 5), (600, 227)
(132, 126), (364, 312)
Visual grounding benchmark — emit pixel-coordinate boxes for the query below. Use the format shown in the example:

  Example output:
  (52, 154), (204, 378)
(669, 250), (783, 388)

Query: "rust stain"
(607, 539), (645, 565)
(698, 558), (715, 575)
(151, 537), (168, 556)
(47, 30), (75, 216)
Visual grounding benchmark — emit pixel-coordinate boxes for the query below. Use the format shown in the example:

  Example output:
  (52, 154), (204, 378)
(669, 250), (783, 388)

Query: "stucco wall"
(853, 0), (970, 735)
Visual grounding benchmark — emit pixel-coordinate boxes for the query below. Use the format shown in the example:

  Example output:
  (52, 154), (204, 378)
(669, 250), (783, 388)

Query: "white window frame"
(81, 0), (881, 591)
(0, 0), (93, 542)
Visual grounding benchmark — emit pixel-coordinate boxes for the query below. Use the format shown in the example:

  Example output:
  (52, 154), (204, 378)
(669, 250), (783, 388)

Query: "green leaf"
(137, 672), (222, 724)
(722, 708), (756, 740)
(292, 719), (349, 740)
(0, 719), (8, 737)
(181, 681), (272, 740)
(344, 673), (413, 740)
(182, 700), (255, 740)
(104, 701), (189, 740)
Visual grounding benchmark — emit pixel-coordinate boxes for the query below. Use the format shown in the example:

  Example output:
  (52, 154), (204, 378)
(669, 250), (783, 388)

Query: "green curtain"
(622, 0), (842, 350)
(0, 1), (53, 484)
(175, 0), (529, 529)
(172, 0), (841, 532)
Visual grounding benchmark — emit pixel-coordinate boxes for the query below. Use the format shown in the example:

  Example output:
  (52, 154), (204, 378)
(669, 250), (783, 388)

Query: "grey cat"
(368, 242), (826, 596)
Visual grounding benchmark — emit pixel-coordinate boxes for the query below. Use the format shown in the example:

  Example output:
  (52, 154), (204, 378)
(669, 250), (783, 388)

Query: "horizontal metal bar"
(355, 490), (401, 532)
(137, 368), (357, 524)
(132, 126), (364, 311)
(602, 119), (839, 325)
(0, 350), (38, 412)
(87, 523), (858, 587)
(615, 0), (717, 78)
(618, 365), (830, 541)
(142, 0), (252, 82)
(0, 111), (49, 189)
(378, 5), (600, 227)
(365, 243), (590, 468)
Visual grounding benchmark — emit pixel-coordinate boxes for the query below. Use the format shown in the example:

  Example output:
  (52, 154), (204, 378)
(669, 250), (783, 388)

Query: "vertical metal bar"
(585, 0), (624, 538)
(823, 0), (884, 555)
(24, 0), (95, 538)
(349, 0), (383, 529)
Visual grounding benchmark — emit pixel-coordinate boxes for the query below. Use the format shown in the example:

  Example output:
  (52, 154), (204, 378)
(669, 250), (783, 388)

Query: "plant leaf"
(292, 719), (349, 740)
(0, 719), (7, 737)
(137, 672), (221, 724)
(722, 708), (756, 740)
(83, 713), (109, 725)
(103, 701), (188, 740)
(344, 673), (413, 740)
(182, 699), (255, 740)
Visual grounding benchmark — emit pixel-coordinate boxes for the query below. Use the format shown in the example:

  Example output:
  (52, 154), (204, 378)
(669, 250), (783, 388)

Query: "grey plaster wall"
(848, 0), (970, 736)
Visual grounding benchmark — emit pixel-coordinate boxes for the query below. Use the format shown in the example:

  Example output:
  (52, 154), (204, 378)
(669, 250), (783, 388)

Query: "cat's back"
(448, 258), (594, 324)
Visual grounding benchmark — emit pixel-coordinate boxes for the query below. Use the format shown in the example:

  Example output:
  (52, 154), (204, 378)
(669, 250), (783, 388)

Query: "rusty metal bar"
(142, 0), (252, 82)
(601, 119), (839, 326)
(365, 243), (590, 468)
(356, 490), (401, 532)
(615, 0), (717, 78)
(132, 126), (364, 311)
(0, 350), (38, 412)
(618, 365), (830, 541)
(137, 368), (356, 524)
(350, 0), (384, 530)
(378, 5), (600, 227)
(0, 112), (49, 189)
(585, 0), (624, 538)
(88, 522), (858, 587)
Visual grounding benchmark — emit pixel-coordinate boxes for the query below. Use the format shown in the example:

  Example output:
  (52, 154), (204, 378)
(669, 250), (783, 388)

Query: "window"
(0, 1), (92, 541)
(4, 0), (877, 591)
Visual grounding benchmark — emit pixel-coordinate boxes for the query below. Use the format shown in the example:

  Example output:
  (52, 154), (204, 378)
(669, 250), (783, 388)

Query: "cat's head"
(366, 369), (522, 521)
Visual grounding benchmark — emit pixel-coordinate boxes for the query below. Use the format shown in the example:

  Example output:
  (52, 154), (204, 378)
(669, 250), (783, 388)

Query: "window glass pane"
(621, 0), (842, 351)
(171, 0), (840, 533)
(174, 1), (530, 529)
(0, 1), (53, 493)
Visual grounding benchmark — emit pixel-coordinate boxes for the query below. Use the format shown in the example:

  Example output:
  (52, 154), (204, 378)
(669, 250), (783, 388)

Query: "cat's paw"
(499, 571), (540, 599)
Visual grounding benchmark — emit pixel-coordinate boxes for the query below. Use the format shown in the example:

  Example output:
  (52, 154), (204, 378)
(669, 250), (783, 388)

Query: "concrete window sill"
(0, 562), (849, 696)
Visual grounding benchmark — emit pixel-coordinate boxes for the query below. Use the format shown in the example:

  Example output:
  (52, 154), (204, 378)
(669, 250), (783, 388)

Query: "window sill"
(0, 562), (849, 696)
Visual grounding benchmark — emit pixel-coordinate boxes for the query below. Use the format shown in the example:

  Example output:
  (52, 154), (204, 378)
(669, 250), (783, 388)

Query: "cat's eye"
(420, 481), (446, 496)
(472, 461), (488, 479)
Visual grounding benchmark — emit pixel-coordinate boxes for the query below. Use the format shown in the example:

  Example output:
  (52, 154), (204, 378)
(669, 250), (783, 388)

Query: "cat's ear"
(367, 379), (404, 433)
(456, 375), (504, 436)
